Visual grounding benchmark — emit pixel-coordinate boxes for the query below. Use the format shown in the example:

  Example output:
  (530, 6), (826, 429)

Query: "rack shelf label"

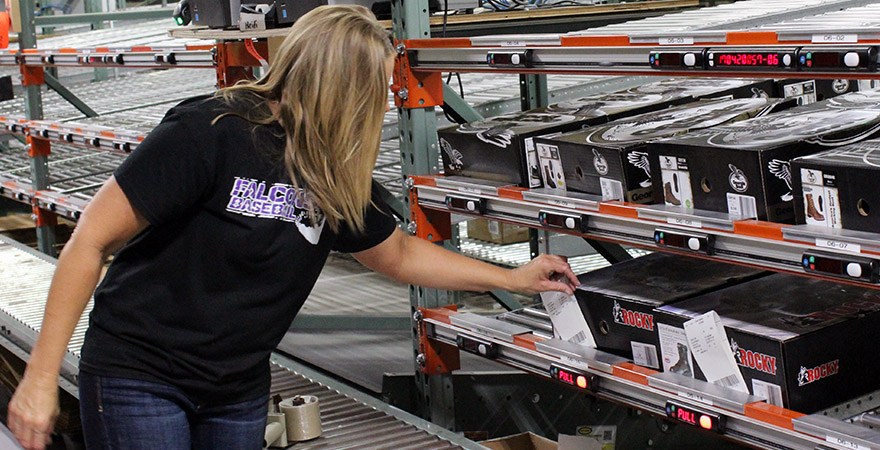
(812, 34), (858, 44)
(678, 391), (713, 406)
(826, 435), (870, 450)
(667, 217), (702, 229)
(816, 238), (861, 255)
(661, 37), (694, 46)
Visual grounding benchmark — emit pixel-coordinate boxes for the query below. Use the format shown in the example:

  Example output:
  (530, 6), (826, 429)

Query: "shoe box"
(573, 253), (767, 371)
(654, 273), (880, 413)
(532, 96), (796, 203)
(645, 92), (880, 223)
(438, 78), (775, 189)
(776, 79), (861, 105)
(792, 139), (880, 232)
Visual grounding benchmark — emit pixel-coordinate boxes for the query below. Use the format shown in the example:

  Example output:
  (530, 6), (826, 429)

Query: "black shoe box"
(439, 78), (774, 188)
(533, 97), (795, 203)
(574, 253), (767, 370)
(776, 79), (861, 105)
(646, 95), (880, 223)
(792, 139), (880, 232)
(654, 274), (880, 413)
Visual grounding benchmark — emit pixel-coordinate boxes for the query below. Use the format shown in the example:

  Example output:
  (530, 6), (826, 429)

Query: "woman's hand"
(506, 254), (580, 296)
(8, 368), (60, 450)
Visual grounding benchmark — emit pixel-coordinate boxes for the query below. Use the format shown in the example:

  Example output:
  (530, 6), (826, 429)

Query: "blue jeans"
(78, 372), (267, 450)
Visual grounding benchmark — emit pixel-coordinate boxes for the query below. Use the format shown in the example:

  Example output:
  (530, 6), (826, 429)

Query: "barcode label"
(603, 430), (613, 440)
(570, 331), (588, 345)
(716, 374), (743, 389)
(632, 342), (659, 369)
(726, 193), (758, 219)
(752, 379), (784, 407)
(600, 178), (624, 201)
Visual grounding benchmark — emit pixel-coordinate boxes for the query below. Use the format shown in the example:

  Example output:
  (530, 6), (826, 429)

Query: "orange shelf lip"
(733, 219), (789, 240)
(409, 174), (438, 188)
(420, 305), (458, 325)
(561, 35), (631, 47)
(497, 186), (527, 201)
(726, 31), (780, 46)
(611, 362), (658, 385)
(100, 131), (115, 138)
(186, 44), (215, 51)
(95, 47), (110, 53)
(405, 38), (472, 49)
(130, 46), (152, 52)
(513, 333), (546, 351)
(743, 402), (805, 431)
(598, 201), (643, 219)
(58, 48), (77, 54)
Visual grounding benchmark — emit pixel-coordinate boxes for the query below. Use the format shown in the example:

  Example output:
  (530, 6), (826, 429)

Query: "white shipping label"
(632, 342), (659, 369)
(751, 379), (783, 407)
(537, 143), (566, 191)
(658, 323), (695, 378)
(239, 13), (267, 31)
(726, 193), (758, 219)
(525, 138), (543, 188)
(540, 289), (596, 348)
(488, 220), (501, 238)
(684, 311), (749, 393)
(600, 178), (624, 201)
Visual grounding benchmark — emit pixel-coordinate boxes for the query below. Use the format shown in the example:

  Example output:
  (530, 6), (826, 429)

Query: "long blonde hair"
(218, 5), (393, 233)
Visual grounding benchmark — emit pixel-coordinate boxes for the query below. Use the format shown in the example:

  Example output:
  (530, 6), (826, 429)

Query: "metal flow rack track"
(410, 175), (880, 289)
(0, 235), (486, 450)
(403, 0), (880, 79)
(417, 306), (880, 450)
(0, 19), (216, 69)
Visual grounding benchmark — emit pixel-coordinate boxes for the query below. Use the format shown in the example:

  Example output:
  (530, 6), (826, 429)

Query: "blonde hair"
(217, 5), (393, 233)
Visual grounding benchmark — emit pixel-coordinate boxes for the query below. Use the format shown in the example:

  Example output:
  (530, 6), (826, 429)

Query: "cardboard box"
(439, 78), (774, 188)
(776, 79), (861, 105)
(574, 253), (767, 370)
(646, 93), (880, 222)
(481, 432), (557, 450)
(792, 139), (880, 232)
(466, 218), (530, 244)
(535, 97), (795, 203)
(654, 274), (880, 413)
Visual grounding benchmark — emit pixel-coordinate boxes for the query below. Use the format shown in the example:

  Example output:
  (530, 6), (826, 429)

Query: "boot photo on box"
(806, 193), (825, 221)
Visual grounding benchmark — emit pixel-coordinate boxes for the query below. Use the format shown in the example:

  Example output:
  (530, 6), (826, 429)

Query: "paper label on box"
(541, 288), (596, 347)
(826, 435), (870, 450)
(783, 80), (817, 105)
(661, 169), (693, 208)
(751, 379), (783, 407)
(726, 193), (757, 219)
(684, 311), (749, 393)
(600, 178), (624, 201)
(537, 142), (566, 190)
(658, 323), (695, 378)
(488, 220), (501, 238)
(659, 155), (678, 171)
(239, 13), (267, 31)
(631, 342), (659, 369)
(525, 138), (543, 188)
(558, 434), (603, 450)
(574, 425), (616, 450)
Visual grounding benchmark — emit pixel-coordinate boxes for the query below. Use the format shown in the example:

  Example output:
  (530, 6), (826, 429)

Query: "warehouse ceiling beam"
(43, 71), (98, 118)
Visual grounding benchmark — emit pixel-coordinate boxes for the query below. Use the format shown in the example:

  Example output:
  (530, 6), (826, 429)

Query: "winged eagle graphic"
(627, 151), (651, 188)
(768, 159), (793, 202)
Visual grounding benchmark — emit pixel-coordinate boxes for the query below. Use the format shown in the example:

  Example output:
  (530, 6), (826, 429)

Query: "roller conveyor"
(0, 234), (486, 450)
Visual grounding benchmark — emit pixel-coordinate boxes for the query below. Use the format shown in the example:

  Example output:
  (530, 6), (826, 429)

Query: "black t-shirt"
(79, 95), (397, 405)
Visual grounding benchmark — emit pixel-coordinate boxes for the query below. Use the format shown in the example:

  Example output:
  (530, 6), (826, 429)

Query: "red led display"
(551, 365), (593, 391)
(715, 53), (780, 66)
(666, 402), (725, 433)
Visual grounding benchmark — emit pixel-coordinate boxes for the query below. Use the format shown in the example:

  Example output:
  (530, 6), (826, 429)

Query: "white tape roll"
(280, 395), (322, 442)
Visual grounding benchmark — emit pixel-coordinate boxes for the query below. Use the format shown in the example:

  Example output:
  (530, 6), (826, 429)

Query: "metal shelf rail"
(0, 233), (486, 450)
(416, 305), (880, 450)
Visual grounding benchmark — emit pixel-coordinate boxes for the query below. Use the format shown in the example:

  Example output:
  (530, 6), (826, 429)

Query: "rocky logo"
(730, 339), (777, 375)
(728, 164), (748, 192)
(612, 301), (654, 331)
(592, 149), (609, 175)
(798, 360), (839, 386)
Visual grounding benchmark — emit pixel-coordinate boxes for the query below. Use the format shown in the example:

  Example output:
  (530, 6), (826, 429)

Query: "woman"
(7, 5), (578, 450)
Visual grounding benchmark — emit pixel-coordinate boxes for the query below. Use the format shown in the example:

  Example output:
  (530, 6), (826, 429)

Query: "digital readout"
(714, 53), (780, 66)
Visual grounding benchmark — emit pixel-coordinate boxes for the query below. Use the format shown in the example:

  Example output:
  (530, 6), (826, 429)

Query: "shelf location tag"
(812, 34), (857, 44)
(816, 238), (861, 255)
(661, 37), (694, 45)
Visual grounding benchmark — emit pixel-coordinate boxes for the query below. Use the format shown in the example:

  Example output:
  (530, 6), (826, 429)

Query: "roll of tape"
(280, 395), (322, 442)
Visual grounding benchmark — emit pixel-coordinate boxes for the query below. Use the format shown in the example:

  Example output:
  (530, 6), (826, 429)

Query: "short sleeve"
(332, 181), (398, 253)
(114, 101), (216, 225)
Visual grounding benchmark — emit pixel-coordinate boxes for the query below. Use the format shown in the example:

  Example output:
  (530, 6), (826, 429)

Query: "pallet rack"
(391, 0), (880, 448)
